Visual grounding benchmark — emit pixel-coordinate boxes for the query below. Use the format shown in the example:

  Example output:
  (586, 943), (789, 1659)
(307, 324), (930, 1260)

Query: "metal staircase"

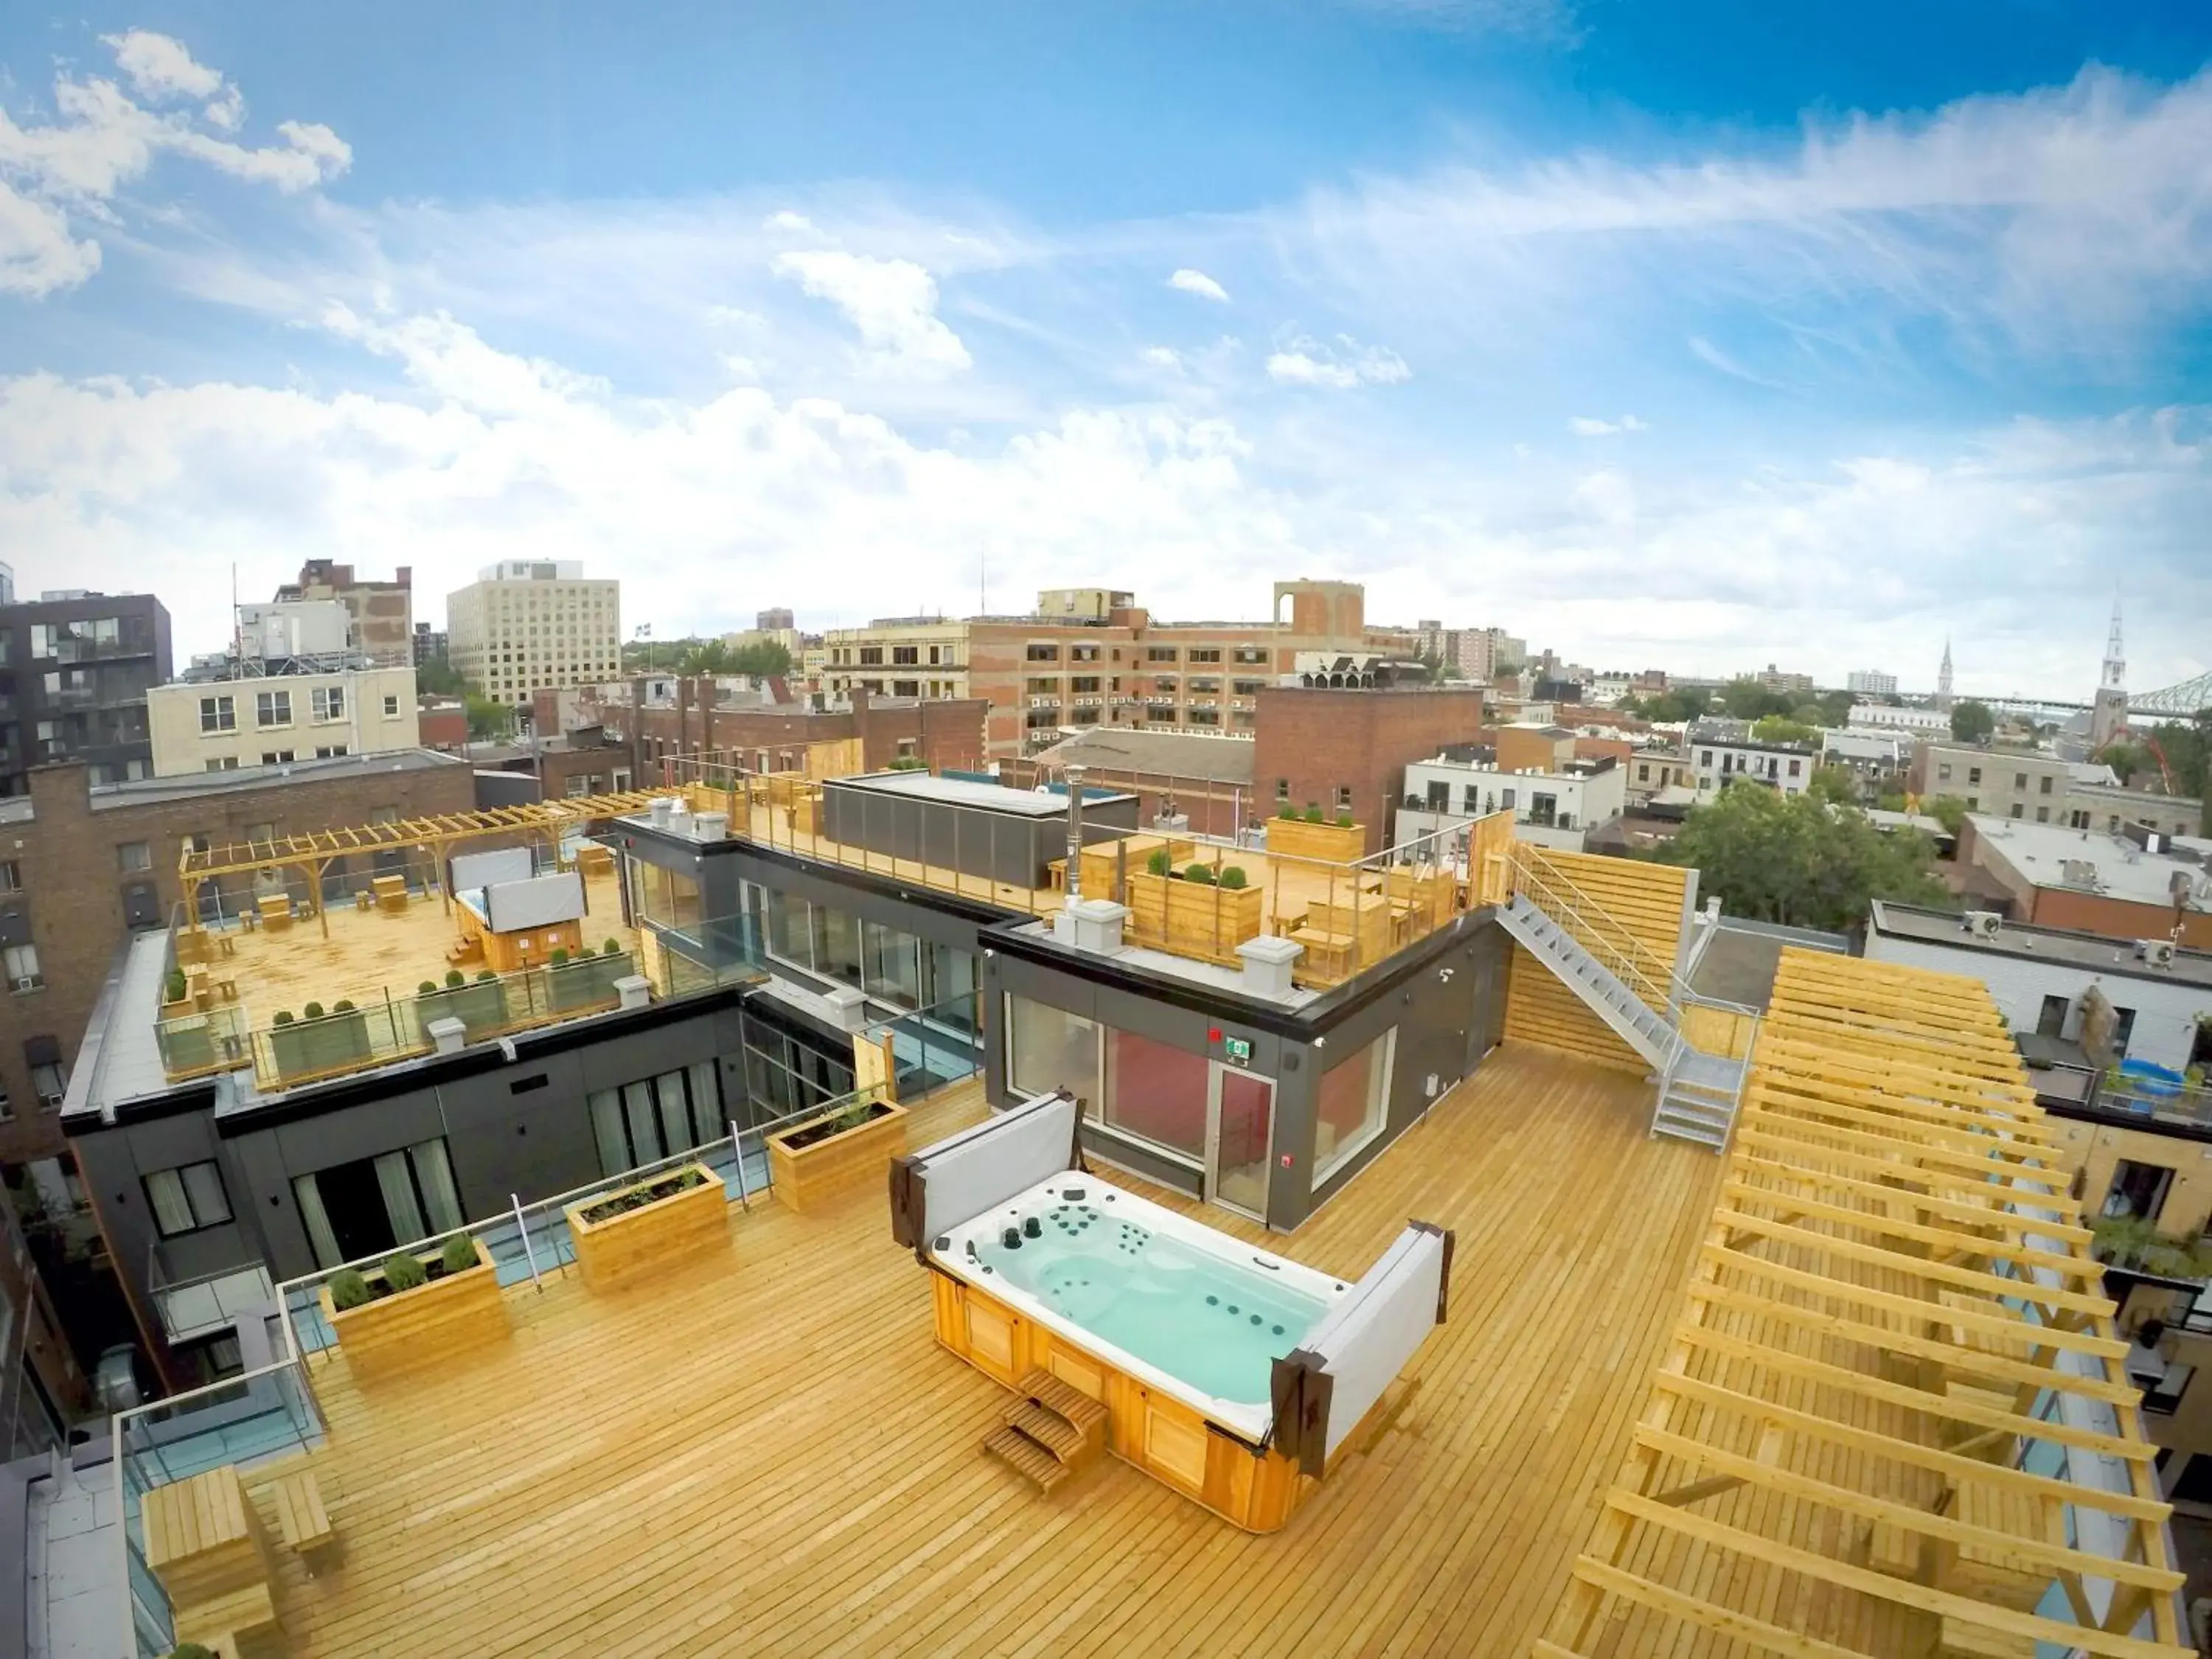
(1492, 848), (1757, 1152)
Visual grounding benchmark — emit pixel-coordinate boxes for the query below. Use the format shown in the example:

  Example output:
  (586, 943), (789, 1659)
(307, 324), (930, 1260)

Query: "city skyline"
(3, 4), (2211, 701)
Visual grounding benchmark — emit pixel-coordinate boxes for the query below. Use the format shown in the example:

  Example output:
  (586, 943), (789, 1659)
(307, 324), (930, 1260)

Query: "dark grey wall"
(983, 911), (1509, 1233)
(74, 1003), (749, 1300)
(819, 781), (1138, 889)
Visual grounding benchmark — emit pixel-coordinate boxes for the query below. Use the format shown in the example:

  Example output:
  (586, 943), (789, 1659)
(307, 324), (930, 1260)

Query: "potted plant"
(268, 999), (375, 1085)
(1267, 809), (1368, 863)
(317, 1233), (507, 1376)
(415, 967), (511, 1042)
(1126, 857), (1265, 961)
(766, 1095), (911, 1216)
(564, 1162), (726, 1290)
(161, 967), (193, 1020)
(549, 939), (633, 1012)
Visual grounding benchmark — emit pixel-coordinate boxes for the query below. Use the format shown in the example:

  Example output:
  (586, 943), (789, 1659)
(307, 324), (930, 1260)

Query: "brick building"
(1251, 684), (1489, 855)
(549, 681), (989, 786)
(274, 560), (414, 665)
(821, 579), (1414, 758)
(1018, 727), (1258, 838)
(1956, 815), (2212, 949)
(0, 752), (479, 1178)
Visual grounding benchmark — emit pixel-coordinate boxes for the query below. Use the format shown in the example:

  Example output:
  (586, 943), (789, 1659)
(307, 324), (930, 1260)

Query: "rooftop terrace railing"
(655, 757), (1482, 992)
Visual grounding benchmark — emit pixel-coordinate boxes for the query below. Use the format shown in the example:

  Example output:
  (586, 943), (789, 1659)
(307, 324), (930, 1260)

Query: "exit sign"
(1223, 1036), (1252, 1065)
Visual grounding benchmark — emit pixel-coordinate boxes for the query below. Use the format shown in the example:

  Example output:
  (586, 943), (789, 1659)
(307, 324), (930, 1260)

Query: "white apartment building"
(1394, 751), (1627, 853)
(447, 561), (620, 705)
(148, 665), (420, 776)
(1846, 669), (1898, 697)
(1847, 703), (1949, 734)
(1688, 726), (1818, 798)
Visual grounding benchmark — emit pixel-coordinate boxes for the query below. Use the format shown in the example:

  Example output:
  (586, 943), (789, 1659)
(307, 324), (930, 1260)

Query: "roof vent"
(2138, 939), (2178, 969)
(2059, 858), (2098, 888)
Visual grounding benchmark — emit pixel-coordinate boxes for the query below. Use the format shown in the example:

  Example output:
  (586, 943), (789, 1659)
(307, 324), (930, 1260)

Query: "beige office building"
(447, 561), (621, 704)
(147, 666), (421, 776)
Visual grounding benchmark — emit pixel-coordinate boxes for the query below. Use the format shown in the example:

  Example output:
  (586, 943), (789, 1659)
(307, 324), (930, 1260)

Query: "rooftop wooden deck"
(243, 1048), (1722, 1658)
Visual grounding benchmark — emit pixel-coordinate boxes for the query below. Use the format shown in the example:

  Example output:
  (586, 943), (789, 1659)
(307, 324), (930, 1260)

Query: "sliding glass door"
(1208, 1065), (1273, 1220)
(293, 1136), (465, 1270)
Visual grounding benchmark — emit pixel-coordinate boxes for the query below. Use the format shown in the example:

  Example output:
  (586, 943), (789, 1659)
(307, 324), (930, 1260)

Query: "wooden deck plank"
(244, 1049), (1717, 1658)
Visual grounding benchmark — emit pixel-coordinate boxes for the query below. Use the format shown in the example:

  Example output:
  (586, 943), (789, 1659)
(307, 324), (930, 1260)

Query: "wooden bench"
(173, 1580), (279, 1647)
(271, 1469), (335, 1569)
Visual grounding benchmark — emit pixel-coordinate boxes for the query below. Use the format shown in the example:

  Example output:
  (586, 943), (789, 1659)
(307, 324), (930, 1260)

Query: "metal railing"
(1506, 842), (1686, 1015)
(111, 1354), (325, 1656)
(2033, 1060), (2212, 1130)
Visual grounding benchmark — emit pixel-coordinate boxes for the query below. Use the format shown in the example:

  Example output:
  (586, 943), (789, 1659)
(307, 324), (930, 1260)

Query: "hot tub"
(927, 1172), (1347, 1528)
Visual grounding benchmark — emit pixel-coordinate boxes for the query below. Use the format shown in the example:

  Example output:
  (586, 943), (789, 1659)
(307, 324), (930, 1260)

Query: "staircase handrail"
(1508, 846), (1686, 1014)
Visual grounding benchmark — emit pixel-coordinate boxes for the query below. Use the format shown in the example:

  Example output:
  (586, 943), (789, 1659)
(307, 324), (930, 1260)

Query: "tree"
(1875, 789), (1908, 812)
(464, 692), (513, 741)
(1751, 715), (1818, 745)
(1806, 764), (1862, 807)
(1924, 794), (1968, 835)
(1655, 785), (1953, 932)
(1719, 678), (1798, 721)
(1949, 700), (1995, 743)
(1816, 689), (1857, 728)
(730, 639), (794, 676)
(2096, 741), (2151, 786)
(417, 654), (467, 697)
(1638, 688), (1711, 724)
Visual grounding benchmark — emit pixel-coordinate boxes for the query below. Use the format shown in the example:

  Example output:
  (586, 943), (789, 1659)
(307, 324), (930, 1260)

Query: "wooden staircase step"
(1004, 1400), (1089, 1463)
(1014, 1368), (1107, 1433)
(983, 1424), (1072, 1492)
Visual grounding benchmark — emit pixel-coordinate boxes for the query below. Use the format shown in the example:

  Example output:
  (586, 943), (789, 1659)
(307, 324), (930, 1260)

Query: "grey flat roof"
(66, 932), (172, 1121)
(1031, 727), (1256, 785)
(1966, 815), (2212, 911)
(1871, 899), (2212, 988)
(1686, 916), (1851, 1009)
(82, 748), (470, 813)
(829, 771), (1133, 816)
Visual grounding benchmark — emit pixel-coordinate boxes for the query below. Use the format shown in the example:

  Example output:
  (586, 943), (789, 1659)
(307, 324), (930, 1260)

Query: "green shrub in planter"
(1146, 847), (1172, 876)
(445, 969), (466, 989)
(419, 980), (438, 996)
(383, 1252), (427, 1292)
(167, 1643), (218, 1659)
(1335, 810), (1354, 828)
(1304, 804), (1324, 823)
(603, 938), (622, 956)
(303, 1001), (324, 1020)
(476, 970), (498, 983)
(329, 1269), (370, 1312)
(549, 947), (569, 967)
(164, 968), (188, 1003)
(1276, 802), (1298, 821)
(1219, 866), (1248, 890)
(333, 999), (355, 1014)
(272, 1009), (295, 1026)
(1183, 863), (1217, 886)
(441, 1234), (478, 1275)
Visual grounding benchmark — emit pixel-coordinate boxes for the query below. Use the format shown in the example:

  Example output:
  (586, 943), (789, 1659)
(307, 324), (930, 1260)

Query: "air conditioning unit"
(2138, 939), (2177, 969)
(1964, 910), (2003, 939)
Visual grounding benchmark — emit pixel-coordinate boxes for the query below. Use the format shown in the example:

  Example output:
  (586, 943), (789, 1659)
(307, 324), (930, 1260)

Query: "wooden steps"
(983, 1369), (1110, 1494)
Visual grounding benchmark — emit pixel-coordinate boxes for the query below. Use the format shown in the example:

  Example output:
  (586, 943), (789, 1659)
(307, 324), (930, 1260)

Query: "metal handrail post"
(729, 1122), (752, 1211)
(512, 1192), (542, 1290)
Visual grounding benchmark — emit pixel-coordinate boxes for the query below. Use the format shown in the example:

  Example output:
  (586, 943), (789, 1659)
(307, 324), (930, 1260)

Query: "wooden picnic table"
(143, 1464), (272, 1609)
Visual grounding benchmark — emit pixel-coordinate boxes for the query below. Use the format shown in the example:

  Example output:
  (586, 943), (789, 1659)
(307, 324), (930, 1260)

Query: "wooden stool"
(271, 1469), (335, 1573)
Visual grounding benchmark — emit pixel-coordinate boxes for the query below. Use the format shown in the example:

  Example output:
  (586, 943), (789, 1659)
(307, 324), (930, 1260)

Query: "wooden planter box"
(413, 980), (510, 1043)
(317, 1237), (507, 1377)
(767, 1100), (910, 1216)
(1267, 818), (1367, 863)
(565, 1162), (727, 1292)
(548, 951), (632, 1012)
(1125, 872), (1265, 963)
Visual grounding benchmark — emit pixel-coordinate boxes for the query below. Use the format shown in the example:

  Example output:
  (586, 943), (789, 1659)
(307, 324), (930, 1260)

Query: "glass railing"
(155, 1004), (250, 1081)
(111, 1356), (325, 1656)
(860, 993), (983, 1098)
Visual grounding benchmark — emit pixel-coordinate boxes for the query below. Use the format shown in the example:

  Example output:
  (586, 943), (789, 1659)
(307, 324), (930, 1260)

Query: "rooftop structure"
(1685, 721), (1818, 798)
(146, 664), (420, 777)
(1396, 745), (1625, 853)
(1957, 815), (2212, 949)
(1848, 701), (1950, 733)
(446, 562), (620, 706)
(272, 561), (414, 667)
(0, 589), (173, 795)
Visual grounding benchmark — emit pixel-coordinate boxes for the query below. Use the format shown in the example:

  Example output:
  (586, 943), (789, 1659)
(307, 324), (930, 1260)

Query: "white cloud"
(1139, 345), (1182, 369)
(0, 33), (349, 296)
(1167, 268), (1229, 302)
(1265, 335), (1410, 389)
(101, 31), (226, 101)
(1568, 414), (1646, 437)
(762, 209), (818, 234)
(770, 249), (972, 374)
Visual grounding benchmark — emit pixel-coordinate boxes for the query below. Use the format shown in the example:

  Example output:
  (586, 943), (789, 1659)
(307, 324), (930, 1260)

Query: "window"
(29, 1059), (65, 1107)
(1787, 759), (1801, 779)
(1528, 792), (1559, 827)
(1070, 644), (1099, 663)
(1070, 676), (1101, 694)
(204, 757), (239, 773)
(1313, 1029), (1395, 1185)
(143, 1161), (232, 1236)
(891, 680), (919, 698)
(2039, 775), (2053, 795)
(1699, 751), (1713, 767)
(2112, 1006), (2138, 1057)
(1965, 797), (1978, 810)
(588, 1062), (723, 1176)
(1100, 1026), (1208, 1162)
(1186, 647), (1221, 663)
(2010, 804), (2024, 818)
(116, 841), (150, 872)
(311, 686), (345, 722)
(891, 646), (918, 665)
(2035, 995), (2069, 1038)
(0, 1082), (10, 1121)
(1499, 787), (1516, 810)
(4, 945), (41, 991)
(383, 694), (401, 718)
(313, 745), (349, 759)
(1006, 996), (1099, 1103)
(199, 695), (235, 732)
(1275, 778), (1290, 801)
(260, 751), (295, 765)
(245, 822), (274, 844)
(0, 862), (18, 894)
(1967, 766), (1982, 785)
(2035, 807), (2050, 822)
(1461, 784), (1481, 813)
(256, 689), (292, 728)
(1425, 780), (1450, 810)
(1025, 644), (1059, 662)
(2012, 773), (2026, 790)
(857, 647), (884, 665)
(1936, 762), (1952, 782)
(1335, 785), (1353, 810)
(1147, 647), (1178, 663)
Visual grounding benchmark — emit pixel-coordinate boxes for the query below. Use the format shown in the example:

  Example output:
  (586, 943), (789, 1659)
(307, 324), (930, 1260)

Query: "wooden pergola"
(1541, 949), (2194, 1659)
(176, 789), (665, 938)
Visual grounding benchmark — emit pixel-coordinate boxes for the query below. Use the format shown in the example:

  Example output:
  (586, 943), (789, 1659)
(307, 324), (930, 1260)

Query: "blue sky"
(3, 1), (2210, 698)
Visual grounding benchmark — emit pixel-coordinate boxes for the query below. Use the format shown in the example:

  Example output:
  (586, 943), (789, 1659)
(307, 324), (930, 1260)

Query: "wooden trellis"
(1540, 948), (2193, 1659)
(176, 789), (666, 937)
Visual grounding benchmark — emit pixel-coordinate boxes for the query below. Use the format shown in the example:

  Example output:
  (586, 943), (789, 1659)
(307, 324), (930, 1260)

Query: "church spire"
(1935, 637), (1953, 709)
(2102, 596), (2126, 693)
